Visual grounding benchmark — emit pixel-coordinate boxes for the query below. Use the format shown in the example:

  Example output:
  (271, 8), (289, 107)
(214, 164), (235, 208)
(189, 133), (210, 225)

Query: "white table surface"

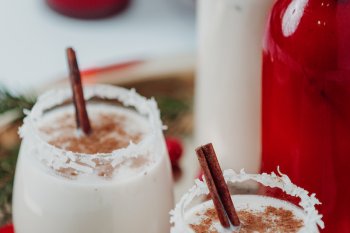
(0, 0), (195, 92)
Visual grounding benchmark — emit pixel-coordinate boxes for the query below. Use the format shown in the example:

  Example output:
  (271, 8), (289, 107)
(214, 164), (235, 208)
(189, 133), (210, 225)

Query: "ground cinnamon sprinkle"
(41, 113), (142, 154)
(40, 111), (149, 178)
(190, 205), (304, 233)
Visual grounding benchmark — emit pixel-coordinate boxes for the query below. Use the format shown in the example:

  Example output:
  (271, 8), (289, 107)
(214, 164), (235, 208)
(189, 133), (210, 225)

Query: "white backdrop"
(0, 0), (195, 91)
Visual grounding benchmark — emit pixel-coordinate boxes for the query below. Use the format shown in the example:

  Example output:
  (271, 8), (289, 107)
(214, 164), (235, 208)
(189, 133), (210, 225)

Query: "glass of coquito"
(12, 49), (173, 233)
(171, 143), (324, 233)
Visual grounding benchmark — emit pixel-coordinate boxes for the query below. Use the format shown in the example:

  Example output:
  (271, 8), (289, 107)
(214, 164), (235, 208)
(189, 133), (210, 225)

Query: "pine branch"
(0, 87), (35, 225)
(157, 96), (190, 121)
(0, 88), (35, 117)
(0, 145), (19, 225)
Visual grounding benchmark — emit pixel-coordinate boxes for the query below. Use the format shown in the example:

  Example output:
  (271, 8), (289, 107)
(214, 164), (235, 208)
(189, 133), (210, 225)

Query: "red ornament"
(165, 137), (183, 166)
(0, 224), (14, 233)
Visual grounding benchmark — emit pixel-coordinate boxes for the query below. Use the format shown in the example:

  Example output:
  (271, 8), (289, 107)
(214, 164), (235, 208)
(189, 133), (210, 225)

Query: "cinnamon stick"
(196, 143), (240, 228)
(66, 47), (92, 135)
(196, 147), (231, 228)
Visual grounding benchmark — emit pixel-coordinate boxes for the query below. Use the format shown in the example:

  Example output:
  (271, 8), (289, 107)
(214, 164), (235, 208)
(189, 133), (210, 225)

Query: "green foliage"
(0, 146), (19, 225)
(157, 96), (190, 121)
(0, 88), (35, 225)
(0, 88), (35, 116)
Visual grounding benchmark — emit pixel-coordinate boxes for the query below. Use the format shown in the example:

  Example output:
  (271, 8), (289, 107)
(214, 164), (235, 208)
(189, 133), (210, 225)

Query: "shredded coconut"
(170, 168), (324, 233)
(19, 85), (165, 179)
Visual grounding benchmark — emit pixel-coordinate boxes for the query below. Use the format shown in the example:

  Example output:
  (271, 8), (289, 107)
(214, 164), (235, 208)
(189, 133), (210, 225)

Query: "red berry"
(0, 224), (14, 233)
(165, 137), (183, 166)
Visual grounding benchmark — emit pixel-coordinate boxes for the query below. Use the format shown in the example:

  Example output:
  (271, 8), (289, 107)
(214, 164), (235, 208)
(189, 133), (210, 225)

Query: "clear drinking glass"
(171, 169), (324, 233)
(13, 84), (173, 233)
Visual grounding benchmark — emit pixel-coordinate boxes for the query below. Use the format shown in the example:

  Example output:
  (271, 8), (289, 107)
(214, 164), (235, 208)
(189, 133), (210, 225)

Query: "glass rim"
(170, 168), (324, 233)
(19, 84), (164, 174)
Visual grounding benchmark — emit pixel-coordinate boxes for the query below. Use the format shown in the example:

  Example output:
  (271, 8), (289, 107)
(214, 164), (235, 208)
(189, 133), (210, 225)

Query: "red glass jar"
(47, 0), (130, 19)
(262, 0), (350, 232)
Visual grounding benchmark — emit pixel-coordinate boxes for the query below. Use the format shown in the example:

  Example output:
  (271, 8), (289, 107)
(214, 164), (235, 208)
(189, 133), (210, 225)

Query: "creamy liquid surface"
(39, 104), (148, 153)
(186, 195), (308, 233)
(37, 104), (152, 178)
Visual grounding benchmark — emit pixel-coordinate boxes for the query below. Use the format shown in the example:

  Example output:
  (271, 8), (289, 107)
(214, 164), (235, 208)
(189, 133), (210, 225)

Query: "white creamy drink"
(171, 169), (324, 233)
(13, 85), (173, 233)
(195, 0), (274, 173)
(185, 195), (314, 233)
